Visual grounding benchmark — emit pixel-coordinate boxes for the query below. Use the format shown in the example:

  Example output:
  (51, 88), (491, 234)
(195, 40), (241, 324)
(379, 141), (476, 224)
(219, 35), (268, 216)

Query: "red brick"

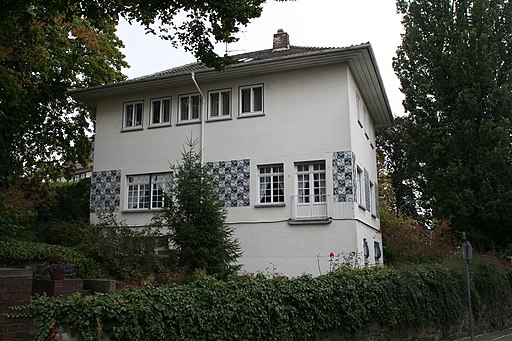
(0, 333), (15, 340)
(0, 287), (7, 294)
(15, 331), (28, 340)
(0, 294), (11, 302)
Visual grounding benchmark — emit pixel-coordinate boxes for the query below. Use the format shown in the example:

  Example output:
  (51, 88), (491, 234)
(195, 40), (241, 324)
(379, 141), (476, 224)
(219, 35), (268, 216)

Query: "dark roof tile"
(132, 45), (336, 80)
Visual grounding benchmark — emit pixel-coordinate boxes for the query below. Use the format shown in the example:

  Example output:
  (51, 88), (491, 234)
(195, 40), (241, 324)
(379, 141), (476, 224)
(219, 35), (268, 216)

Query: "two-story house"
(70, 30), (393, 276)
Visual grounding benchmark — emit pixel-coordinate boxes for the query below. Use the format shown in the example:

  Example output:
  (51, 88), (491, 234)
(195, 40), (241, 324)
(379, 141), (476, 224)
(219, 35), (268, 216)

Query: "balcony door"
(294, 162), (327, 219)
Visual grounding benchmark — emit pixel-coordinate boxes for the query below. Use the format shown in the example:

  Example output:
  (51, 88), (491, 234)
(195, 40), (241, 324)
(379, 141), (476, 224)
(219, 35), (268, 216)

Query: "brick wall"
(0, 268), (33, 341)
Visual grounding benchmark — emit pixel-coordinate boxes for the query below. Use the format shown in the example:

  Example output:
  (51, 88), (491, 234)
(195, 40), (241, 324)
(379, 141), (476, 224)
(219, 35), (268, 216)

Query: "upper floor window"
(208, 89), (231, 119)
(127, 173), (172, 210)
(356, 92), (363, 128)
(357, 166), (364, 207)
(123, 101), (143, 129)
(179, 94), (201, 123)
(239, 84), (263, 115)
(258, 164), (284, 204)
(150, 97), (171, 126)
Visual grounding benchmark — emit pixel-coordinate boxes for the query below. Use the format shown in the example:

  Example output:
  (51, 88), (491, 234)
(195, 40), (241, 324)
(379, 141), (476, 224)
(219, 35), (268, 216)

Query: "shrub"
(78, 214), (164, 282)
(0, 239), (105, 278)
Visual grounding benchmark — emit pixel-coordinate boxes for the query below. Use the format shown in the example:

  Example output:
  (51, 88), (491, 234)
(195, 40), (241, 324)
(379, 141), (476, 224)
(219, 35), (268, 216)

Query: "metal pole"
(463, 241), (475, 341)
(465, 258), (475, 341)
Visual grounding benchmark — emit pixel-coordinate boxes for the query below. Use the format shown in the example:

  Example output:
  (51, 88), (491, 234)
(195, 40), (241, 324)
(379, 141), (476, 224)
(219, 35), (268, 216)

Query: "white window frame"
(123, 101), (144, 130)
(258, 164), (284, 204)
(208, 89), (231, 120)
(239, 84), (264, 116)
(357, 166), (364, 207)
(126, 173), (172, 210)
(296, 162), (327, 204)
(178, 93), (201, 123)
(150, 97), (172, 126)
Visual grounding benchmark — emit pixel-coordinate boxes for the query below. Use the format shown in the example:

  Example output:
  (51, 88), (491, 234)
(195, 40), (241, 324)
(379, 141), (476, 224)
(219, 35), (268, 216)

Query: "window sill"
(237, 112), (265, 119)
(358, 204), (366, 211)
(288, 217), (332, 225)
(121, 126), (143, 132)
(148, 123), (172, 129)
(176, 120), (201, 126)
(207, 116), (232, 122)
(254, 203), (285, 208)
(371, 213), (377, 219)
(122, 209), (163, 213)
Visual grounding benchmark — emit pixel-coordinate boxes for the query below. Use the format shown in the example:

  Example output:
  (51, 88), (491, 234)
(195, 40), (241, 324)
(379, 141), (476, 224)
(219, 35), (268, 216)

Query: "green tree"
(377, 116), (419, 220)
(394, 0), (512, 250)
(161, 139), (241, 275)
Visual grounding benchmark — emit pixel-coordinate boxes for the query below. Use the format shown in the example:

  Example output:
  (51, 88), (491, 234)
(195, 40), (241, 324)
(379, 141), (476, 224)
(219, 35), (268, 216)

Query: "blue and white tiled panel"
(90, 170), (121, 213)
(206, 159), (251, 207)
(332, 151), (356, 202)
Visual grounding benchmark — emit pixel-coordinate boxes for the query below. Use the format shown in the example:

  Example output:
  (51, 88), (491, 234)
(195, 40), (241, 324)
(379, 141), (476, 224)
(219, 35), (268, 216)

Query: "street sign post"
(463, 241), (475, 341)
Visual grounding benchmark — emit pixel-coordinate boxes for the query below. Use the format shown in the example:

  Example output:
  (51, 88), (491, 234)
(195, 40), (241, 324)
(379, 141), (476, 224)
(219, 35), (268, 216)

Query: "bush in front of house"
(0, 239), (105, 279)
(25, 255), (512, 341)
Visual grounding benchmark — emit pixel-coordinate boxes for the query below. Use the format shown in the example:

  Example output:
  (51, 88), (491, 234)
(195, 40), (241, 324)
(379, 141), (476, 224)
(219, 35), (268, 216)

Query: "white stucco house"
(70, 30), (393, 277)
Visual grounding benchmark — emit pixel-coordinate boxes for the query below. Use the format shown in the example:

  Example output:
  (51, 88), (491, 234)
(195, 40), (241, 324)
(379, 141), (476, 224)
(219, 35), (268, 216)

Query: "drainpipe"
(191, 72), (206, 164)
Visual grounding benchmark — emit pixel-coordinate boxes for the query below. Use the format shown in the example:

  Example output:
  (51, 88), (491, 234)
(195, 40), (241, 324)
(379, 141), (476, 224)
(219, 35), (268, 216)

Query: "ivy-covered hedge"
(22, 257), (512, 341)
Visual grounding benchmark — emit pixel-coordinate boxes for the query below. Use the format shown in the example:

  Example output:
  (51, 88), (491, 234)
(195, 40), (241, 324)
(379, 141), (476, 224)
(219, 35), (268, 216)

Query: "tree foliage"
(0, 1), (127, 184)
(160, 139), (241, 275)
(377, 116), (419, 220)
(394, 0), (512, 250)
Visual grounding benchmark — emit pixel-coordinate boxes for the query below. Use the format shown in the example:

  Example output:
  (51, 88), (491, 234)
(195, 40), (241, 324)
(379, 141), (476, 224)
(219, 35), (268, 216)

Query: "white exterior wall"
(346, 69), (383, 265)
(91, 62), (383, 276)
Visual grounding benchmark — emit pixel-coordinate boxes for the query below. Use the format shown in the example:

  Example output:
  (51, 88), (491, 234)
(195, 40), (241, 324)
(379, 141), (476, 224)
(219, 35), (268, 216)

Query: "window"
(150, 97), (171, 126)
(208, 89), (231, 119)
(296, 162), (326, 204)
(356, 92), (362, 127)
(370, 181), (376, 216)
(258, 164), (284, 204)
(357, 167), (364, 207)
(179, 94), (201, 123)
(127, 173), (172, 210)
(374, 241), (382, 262)
(239, 84), (263, 115)
(123, 101), (143, 129)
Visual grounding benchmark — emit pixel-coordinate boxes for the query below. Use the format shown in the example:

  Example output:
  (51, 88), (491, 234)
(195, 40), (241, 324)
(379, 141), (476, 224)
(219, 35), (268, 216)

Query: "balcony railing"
(291, 194), (329, 220)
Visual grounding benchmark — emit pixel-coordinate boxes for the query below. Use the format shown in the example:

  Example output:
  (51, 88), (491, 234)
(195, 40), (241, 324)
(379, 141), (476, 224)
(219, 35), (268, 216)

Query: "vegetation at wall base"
(20, 255), (512, 341)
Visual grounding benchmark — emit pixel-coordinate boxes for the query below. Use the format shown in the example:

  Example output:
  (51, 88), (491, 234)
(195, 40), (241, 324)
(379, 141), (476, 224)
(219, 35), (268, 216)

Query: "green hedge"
(22, 257), (512, 341)
(0, 239), (105, 278)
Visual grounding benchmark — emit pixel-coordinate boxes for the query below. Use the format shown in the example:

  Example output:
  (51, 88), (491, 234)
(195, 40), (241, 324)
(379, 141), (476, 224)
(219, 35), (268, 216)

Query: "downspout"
(191, 72), (206, 164)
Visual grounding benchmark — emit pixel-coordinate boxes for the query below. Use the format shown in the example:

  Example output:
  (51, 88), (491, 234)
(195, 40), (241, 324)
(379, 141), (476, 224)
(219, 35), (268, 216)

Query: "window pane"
(135, 103), (143, 126)
(163, 99), (170, 122)
(180, 97), (189, 121)
(253, 86), (262, 112)
(222, 91), (230, 116)
(210, 92), (219, 117)
(241, 88), (251, 113)
(125, 104), (133, 127)
(152, 101), (161, 124)
(192, 95), (200, 119)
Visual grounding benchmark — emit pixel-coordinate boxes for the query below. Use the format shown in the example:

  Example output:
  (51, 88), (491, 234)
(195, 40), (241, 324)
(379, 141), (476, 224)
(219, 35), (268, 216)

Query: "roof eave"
(69, 44), (393, 127)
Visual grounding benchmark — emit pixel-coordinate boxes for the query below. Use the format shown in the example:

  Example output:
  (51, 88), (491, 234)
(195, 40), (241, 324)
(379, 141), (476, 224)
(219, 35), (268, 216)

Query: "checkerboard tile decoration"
(90, 170), (121, 213)
(332, 151), (356, 202)
(206, 159), (250, 207)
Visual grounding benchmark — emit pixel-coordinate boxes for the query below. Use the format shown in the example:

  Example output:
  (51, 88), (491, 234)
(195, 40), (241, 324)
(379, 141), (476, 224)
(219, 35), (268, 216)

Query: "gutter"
(191, 72), (206, 164)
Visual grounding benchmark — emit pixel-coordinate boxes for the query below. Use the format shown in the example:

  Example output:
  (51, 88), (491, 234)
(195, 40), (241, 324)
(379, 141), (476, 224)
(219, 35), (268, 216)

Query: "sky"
(116, 0), (405, 117)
